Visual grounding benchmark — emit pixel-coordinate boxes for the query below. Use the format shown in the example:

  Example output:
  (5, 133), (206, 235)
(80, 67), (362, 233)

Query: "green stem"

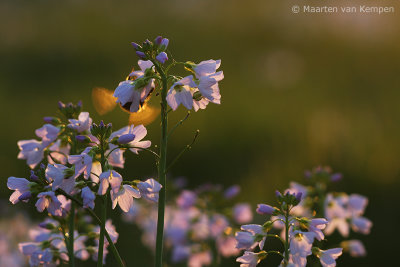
(153, 60), (168, 267)
(68, 136), (77, 267)
(284, 205), (290, 266)
(68, 201), (75, 267)
(97, 137), (107, 267)
(97, 194), (108, 267)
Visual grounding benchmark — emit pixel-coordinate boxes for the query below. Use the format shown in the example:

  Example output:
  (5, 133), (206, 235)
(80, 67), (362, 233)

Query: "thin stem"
(68, 201), (75, 267)
(97, 194), (108, 267)
(68, 135), (77, 267)
(165, 130), (199, 173)
(167, 111), (190, 139)
(97, 136), (107, 267)
(267, 234), (285, 243)
(152, 59), (168, 267)
(284, 205), (290, 266)
(105, 146), (160, 159)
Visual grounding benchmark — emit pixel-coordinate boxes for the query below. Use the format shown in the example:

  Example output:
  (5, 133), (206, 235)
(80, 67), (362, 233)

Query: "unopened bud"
(118, 134), (135, 144)
(18, 191), (32, 201)
(136, 51), (146, 59)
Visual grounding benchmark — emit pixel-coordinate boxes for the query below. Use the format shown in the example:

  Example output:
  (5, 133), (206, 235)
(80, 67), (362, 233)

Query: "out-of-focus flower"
(340, 240), (366, 257)
(233, 203), (253, 224)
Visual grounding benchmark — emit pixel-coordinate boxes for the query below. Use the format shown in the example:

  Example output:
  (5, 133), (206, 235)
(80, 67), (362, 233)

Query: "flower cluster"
(284, 166), (372, 257)
(114, 36), (224, 113)
(236, 189), (343, 267)
(235, 166), (372, 267)
(123, 180), (251, 266)
(7, 101), (161, 266)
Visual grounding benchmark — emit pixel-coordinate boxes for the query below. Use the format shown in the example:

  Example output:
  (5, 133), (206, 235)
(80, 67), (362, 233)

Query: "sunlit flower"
(111, 185), (141, 212)
(137, 178), (162, 203)
(17, 140), (44, 169)
(166, 76), (194, 110)
(68, 112), (92, 133)
(98, 170), (123, 196)
(7, 177), (31, 204)
(68, 147), (93, 179)
(290, 231), (315, 267)
(35, 191), (63, 216)
(81, 186), (95, 209)
(35, 124), (60, 146)
(114, 60), (155, 113)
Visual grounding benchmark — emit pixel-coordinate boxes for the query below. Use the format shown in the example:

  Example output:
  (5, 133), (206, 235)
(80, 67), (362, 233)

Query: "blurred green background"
(1, 0), (400, 266)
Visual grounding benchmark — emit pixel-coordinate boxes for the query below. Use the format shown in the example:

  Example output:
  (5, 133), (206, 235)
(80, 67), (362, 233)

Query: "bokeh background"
(1, 0), (400, 266)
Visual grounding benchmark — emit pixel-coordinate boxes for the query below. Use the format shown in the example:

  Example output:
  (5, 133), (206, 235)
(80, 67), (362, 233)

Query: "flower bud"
(118, 134), (135, 144)
(160, 38), (169, 51)
(131, 42), (141, 50)
(295, 192), (303, 202)
(256, 204), (275, 215)
(154, 36), (163, 45)
(76, 135), (91, 143)
(156, 52), (168, 64)
(30, 170), (39, 182)
(43, 117), (54, 123)
(18, 191), (32, 201)
(58, 101), (66, 109)
(136, 51), (146, 59)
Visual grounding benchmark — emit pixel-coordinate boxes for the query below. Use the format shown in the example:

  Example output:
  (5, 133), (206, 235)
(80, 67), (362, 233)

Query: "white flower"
(17, 139), (44, 169)
(166, 76), (195, 110)
(290, 231), (315, 267)
(68, 112), (92, 133)
(114, 60), (155, 113)
(111, 185), (141, 212)
(309, 218), (328, 241)
(193, 59), (221, 77)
